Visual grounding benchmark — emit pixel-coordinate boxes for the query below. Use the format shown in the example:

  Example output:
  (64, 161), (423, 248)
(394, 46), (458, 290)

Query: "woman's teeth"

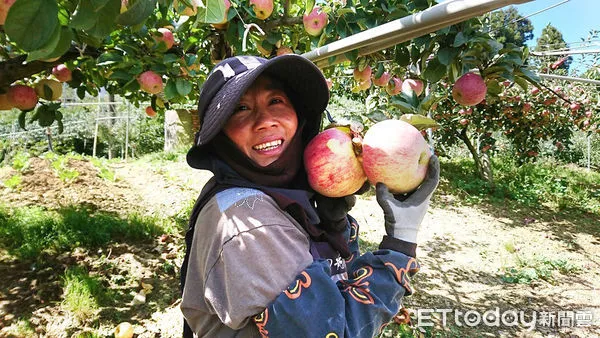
(253, 140), (282, 151)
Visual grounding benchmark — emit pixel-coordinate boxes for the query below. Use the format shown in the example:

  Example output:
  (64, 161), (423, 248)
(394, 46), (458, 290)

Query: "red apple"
(7, 84), (38, 110)
(304, 127), (367, 197)
(585, 110), (593, 118)
(459, 118), (469, 126)
(385, 77), (402, 96)
(452, 72), (486, 106)
(303, 7), (328, 36)
(154, 28), (175, 49)
(531, 87), (540, 95)
(52, 64), (72, 82)
(372, 71), (391, 87)
(353, 65), (371, 82)
(138, 71), (163, 94)
(570, 102), (580, 112)
(401, 78), (424, 96)
(362, 119), (431, 194)
(250, 0), (273, 20)
(0, 0), (17, 25)
(145, 106), (157, 117)
(522, 102), (532, 113)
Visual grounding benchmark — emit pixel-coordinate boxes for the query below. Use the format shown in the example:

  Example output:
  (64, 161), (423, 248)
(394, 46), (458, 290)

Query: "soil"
(0, 156), (598, 337)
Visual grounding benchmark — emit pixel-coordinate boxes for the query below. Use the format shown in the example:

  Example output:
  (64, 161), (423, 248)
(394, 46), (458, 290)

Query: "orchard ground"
(0, 152), (598, 337)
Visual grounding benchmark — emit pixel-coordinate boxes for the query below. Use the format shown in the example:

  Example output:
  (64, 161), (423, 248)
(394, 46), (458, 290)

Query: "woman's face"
(223, 75), (298, 167)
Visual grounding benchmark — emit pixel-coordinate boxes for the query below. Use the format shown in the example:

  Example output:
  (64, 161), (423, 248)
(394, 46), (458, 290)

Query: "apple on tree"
(401, 78), (424, 96)
(372, 71), (391, 87)
(452, 72), (487, 106)
(303, 7), (327, 36)
(137, 71), (164, 94)
(353, 65), (371, 82)
(145, 106), (157, 117)
(34, 79), (63, 101)
(7, 84), (38, 110)
(250, 0), (273, 20)
(385, 77), (402, 96)
(52, 64), (72, 82)
(153, 28), (175, 50)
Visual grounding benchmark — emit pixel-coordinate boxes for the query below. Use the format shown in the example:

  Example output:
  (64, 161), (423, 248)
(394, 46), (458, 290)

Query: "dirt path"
(1, 156), (598, 337)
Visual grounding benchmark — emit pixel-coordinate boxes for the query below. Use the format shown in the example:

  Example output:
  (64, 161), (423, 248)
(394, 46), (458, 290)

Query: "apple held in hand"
(362, 120), (431, 194)
(304, 127), (367, 197)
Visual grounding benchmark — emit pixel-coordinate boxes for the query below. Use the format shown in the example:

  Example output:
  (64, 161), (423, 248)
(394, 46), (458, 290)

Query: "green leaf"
(18, 111), (27, 130)
(518, 68), (541, 84)
(97, 52), (124, 66)
(422, 57), (446, 83)
(453, 32), (467, 47)
(196, 0), (226, 24)
(70, 1), (98, 30)
(26, 24), (61, 62)
(486, 79), (502, 95)
(48, 27), (74, 59)
(4, 0), (59, 51)
(390, 98), (416, 113)
(437, 47), (459, 66)
(175, 78), (192, 96)
(57, 119), (64, 134)
(513, 76), (529, 91)
(164, 80), (178, 100)
(109, 70), (134, 81)
(374, 63), (384, 79)
(87, 0), (121, 38)
(305, 0), (315, 15)
(399, 114), (439, 130)
(163, 53), (179, 63)
(394, 46), (411, 67)
(116, 0), (157, 26)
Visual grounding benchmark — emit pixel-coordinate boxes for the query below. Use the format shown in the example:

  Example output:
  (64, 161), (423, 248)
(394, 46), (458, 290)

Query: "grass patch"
(61, 266), (105, 324)
(2, 318), (36, 337)
(2, 173), (22, 189)
(501, 256), (579, 285)
(10, 151), (30, 171)
(89, 157), (117, 182)
(441, 156), (600, 214)
(0, 205), (171, 260)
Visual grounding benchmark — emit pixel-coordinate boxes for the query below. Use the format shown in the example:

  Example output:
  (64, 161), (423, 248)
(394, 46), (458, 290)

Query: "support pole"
(302, 0), (532, 68)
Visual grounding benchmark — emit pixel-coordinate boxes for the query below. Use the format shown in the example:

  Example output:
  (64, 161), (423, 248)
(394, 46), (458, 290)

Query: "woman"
(181, 54), (439, 337)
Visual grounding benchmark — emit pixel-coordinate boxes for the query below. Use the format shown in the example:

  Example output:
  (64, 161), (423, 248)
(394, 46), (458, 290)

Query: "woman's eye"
(236, 104), (249, 112)
(270, 98), (283, 104)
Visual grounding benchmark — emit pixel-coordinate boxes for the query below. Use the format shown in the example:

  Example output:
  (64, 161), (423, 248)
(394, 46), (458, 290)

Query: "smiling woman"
(180, 54), (439, 338)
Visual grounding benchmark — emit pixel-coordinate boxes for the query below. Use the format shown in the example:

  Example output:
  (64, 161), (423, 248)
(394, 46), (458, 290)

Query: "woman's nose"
(254, 107), (278, 130)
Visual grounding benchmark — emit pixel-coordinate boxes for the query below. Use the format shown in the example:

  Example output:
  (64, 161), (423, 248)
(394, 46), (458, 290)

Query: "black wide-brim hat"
(187, 54), (330, 169)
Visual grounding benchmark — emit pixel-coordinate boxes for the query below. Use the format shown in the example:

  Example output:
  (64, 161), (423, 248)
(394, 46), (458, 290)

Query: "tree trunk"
(457, 128), (494, 187)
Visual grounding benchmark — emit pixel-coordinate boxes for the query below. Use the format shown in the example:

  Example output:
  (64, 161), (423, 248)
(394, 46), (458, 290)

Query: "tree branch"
(0, 47), (100, 90)
(263, 16), (303, 32)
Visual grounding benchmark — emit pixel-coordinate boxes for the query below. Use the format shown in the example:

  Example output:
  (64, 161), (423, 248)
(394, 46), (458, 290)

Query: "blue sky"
(509, 0), (599, 48)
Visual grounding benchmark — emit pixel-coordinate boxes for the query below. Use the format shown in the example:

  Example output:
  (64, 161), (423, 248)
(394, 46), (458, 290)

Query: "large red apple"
(138, 71), (163, 94)
(452, 72), (487, 106)
(304, 127), (367, 197)
(401, 78), (424, 96)
(303, 7), (327, 36)
(362, 119), (431, 194)
(8, 84), (38, 110)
